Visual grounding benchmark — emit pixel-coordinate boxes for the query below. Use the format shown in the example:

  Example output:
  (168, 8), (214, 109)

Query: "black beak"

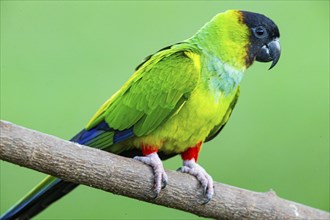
(256, 38), (281, 70)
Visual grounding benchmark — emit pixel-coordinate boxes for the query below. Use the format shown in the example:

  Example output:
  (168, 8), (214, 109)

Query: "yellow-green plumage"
(86, 10), (247, 155)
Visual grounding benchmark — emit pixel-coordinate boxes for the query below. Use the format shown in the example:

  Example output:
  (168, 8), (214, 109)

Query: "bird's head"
(193, 10), (281, 70)
(241, 10), (281, 69)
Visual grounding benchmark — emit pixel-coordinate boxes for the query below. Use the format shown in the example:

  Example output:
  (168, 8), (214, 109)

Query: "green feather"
(89, 44), (200, 138)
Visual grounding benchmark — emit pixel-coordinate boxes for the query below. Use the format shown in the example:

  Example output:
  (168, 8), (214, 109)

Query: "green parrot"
(1, 9), (280, 219)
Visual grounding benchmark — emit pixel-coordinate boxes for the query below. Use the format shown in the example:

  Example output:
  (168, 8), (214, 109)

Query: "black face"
(241, 11), (281, 69)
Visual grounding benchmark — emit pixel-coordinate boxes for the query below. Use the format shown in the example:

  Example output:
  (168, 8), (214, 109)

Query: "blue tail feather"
(0, 120), (136, 220)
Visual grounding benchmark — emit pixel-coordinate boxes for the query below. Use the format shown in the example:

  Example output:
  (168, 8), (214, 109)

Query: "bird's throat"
(204, 54), (244, 97)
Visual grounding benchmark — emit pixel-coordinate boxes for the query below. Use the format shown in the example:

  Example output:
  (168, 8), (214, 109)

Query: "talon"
(153, 188), (160, 198)
(203, 185), (208, 194)
(134, 152), (168, 198)
(161, 173), (168, 189)
(178, 159), (214, 203)
(200, 196), (211, 205)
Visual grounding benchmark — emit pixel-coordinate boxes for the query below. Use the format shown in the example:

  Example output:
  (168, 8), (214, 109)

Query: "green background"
(1, 1), (329, 219)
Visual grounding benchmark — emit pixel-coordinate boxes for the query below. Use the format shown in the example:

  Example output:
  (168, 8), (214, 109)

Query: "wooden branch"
(0, 120), (329, 220)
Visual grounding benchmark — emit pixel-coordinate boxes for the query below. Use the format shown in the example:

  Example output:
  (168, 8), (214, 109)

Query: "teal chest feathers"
(205, 55), (244, 99)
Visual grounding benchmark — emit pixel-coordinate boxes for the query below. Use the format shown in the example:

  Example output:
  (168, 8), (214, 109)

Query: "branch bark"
(0, 120), (329, 220)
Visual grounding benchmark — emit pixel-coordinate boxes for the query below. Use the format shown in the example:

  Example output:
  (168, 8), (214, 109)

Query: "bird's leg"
(178, 141), (214, 204)
(133, 145), (168, 197)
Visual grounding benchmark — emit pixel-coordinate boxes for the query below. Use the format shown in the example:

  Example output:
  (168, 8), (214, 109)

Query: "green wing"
(205, 86), (240, 142)
(86, 44), (201, 137)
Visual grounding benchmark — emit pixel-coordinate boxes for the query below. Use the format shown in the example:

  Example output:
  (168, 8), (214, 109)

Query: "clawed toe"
(134, 153), (214, 202)
(201, 185), (214, 204)
(178, 159), (214, 203)
(161, 173), (168, 189)
(134, 153), (168, 198)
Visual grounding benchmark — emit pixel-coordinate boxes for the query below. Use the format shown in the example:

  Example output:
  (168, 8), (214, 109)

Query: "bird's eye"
(253, 27), (268, 38)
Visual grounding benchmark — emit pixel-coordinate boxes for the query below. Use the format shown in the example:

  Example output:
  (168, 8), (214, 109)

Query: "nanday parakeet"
(1, 10), (280, 220)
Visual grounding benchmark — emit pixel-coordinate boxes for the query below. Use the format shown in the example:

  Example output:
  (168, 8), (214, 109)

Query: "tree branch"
(0, 120), (329, 220)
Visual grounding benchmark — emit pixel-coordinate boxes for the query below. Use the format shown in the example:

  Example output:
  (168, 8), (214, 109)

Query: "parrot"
(1, 9), (280, 220)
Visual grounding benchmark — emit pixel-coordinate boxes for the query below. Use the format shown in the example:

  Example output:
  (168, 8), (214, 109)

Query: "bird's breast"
(134, 83), (238, 154)
(132, 55), (243, 154)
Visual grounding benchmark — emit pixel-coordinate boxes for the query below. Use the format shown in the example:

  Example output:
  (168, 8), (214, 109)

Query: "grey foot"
(134, 152), (168, 197)
(178, 159), (214, 204)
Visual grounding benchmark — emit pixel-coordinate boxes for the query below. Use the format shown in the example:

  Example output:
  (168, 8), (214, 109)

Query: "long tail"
(0, 121), (176, 219)
(0, 176), (78, 220)
(0, 122), (135, 220)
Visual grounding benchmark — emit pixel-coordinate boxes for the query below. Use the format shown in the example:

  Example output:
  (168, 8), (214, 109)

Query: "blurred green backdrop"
(1, 1), (329, 219)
